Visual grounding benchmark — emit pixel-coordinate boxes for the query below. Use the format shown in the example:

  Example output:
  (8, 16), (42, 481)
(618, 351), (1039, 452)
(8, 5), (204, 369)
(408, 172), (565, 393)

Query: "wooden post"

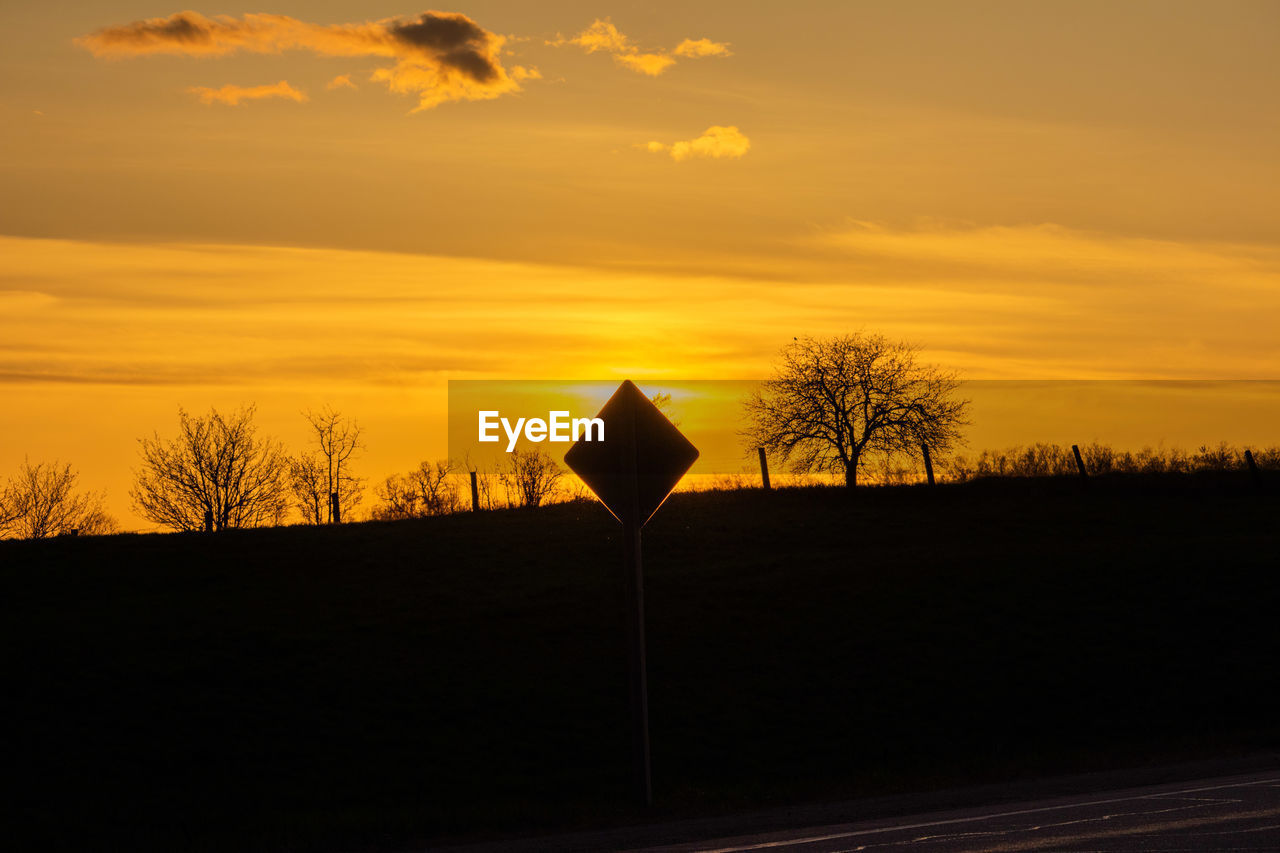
(921, 443), (935, 486)
(469, 471), (480, 511)
(1244, 449), (1261, 488)
(758, 447), (771, 491)
(1071, 444), (1088, 481)
(330, 491), (340, 524)
(203, 509), (214, 533)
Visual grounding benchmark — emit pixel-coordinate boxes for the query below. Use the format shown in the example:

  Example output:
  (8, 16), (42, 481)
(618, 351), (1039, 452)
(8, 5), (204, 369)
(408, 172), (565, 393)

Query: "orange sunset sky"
(2, 1), (1279, 527)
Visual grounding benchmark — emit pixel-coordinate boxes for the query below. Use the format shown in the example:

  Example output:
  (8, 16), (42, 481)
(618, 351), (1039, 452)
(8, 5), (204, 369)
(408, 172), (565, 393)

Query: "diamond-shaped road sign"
(563, 379), (698, 807)
(564, 380), (699, 526)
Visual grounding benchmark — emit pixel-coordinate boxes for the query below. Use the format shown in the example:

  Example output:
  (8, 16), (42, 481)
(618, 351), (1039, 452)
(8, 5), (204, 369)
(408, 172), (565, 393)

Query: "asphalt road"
(638, 772), (1280, 852)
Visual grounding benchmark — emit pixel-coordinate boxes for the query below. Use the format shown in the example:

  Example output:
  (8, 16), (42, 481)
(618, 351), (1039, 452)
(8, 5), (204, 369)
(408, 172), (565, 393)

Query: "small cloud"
(511, 65), (542, 81)
(326, 74), (356, 91)
(561, 18), (630, 54)
(615, 52), (675, 76)
(32, 109), (45, 116)
(646, 125), (751, 162)
(188, 80), (307, 106)
(552, 18), (729, 76)
(673, 38), (732, 58)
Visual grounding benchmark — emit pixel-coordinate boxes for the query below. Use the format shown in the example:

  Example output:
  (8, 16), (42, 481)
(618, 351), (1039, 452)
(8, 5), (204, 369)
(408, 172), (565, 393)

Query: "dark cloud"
(389, 14), (502, 84)
(135, 12), (217, 46)
(78, 10), (531, 109)
(391, 14), (485, 52)
(440, 49), (499, 82)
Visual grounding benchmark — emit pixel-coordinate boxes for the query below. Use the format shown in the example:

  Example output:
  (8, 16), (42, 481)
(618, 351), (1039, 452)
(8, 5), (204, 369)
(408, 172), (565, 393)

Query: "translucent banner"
(448, 379), (1280, 481)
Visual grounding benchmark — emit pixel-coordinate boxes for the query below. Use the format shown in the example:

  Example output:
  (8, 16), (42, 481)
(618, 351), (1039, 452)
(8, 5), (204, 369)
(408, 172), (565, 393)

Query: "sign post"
(564, 380), (699, 807)
(620, 513), (649, 804)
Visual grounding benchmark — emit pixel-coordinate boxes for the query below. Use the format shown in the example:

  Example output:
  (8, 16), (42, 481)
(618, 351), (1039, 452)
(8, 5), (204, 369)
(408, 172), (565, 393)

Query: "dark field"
(3, 473), (1278, 851)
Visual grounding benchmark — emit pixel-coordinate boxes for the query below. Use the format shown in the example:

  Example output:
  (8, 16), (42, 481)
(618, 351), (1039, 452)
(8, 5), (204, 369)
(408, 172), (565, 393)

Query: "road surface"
(638, 772), (1280, 852)
(435, 762), (1280, 853)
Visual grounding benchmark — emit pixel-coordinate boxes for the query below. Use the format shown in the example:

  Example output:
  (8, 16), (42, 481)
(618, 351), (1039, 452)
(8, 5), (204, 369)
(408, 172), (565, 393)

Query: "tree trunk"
(844, 460), (858, 489)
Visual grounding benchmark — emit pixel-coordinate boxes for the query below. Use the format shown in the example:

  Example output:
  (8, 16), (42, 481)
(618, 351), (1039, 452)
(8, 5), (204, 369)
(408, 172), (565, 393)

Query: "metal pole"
(622, 516), (652, 807)
(1072, 444), (1089, 481)
(921, 443), (935, 486)
(758, 447), (771, 491)
(470, 470), (480, 511)
(619, 394), (652, 807)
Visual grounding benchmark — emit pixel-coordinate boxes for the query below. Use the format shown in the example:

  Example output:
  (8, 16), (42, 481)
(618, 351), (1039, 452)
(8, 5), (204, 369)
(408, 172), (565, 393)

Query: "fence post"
(470, 470), (480, 511)
(203, 509), (214, 533)
(1071, 444), (1089, 481)
(758, 447), (771, 491)
(1244, 449), (1261, 488)
(921, 443), (935, 486)
(330, 491), (340, 524)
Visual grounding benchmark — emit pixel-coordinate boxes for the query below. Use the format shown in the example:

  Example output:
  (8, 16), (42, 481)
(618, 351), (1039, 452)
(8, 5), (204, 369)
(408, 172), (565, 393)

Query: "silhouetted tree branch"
(745, 333), (968, 489)
(0, 458), (117, 539)
(650, 391), (680, 427)
(294, 405), (364, 523)
(0, 488), (14, 533)
(500, 449), (565, 507)
(131, 405), (290, 531)
(288, 453), (330, 525)
(372, 459), (462, 520)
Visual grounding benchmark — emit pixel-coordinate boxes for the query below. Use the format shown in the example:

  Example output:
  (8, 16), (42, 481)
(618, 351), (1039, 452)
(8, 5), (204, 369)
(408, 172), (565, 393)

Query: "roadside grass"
(3, 470), (1278, 851)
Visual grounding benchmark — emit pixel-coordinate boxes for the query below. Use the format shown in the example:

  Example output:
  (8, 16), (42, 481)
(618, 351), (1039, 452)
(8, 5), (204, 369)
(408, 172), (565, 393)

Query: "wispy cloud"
(674, 38), (733, 58)
(77, 10), (527, 111)
(5, 228), (1279, 394)
(326, 74), (356, 91)
(189, 80), (307, 106)
(615, 52), (676, 77)
(561, 18), (629, 54)
(551, 18), (729, 76)
(647, 126), (751, 161)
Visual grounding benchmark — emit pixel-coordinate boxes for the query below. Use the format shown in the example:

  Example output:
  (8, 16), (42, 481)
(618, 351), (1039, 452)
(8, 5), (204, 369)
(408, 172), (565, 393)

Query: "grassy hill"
(3, 473), (1278, 851)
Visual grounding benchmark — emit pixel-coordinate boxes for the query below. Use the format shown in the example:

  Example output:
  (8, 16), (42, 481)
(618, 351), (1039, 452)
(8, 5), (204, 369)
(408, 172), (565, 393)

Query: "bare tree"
(0, 486), (14, 533)
(288, 453), (329, 525)
(745, 333), (968, 489)
(500, 449), (565, 508)
(371, 459), (463, 520)
(294, 405), (364, 523)
(1, 459), (117, 539)
(131, 405), (291, 532)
